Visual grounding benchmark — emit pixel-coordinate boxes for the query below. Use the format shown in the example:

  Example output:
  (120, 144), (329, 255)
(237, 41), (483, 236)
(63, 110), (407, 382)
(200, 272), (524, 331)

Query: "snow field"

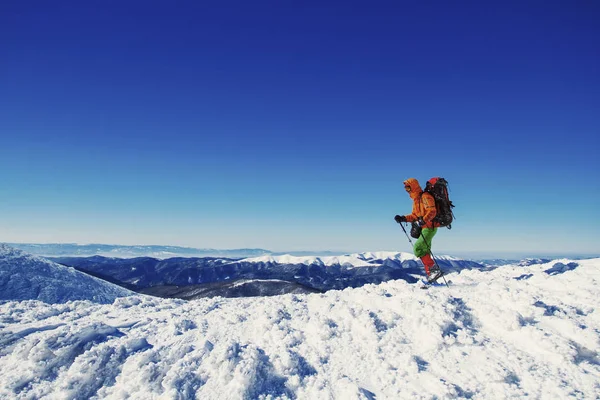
(0, 258), (599, 399)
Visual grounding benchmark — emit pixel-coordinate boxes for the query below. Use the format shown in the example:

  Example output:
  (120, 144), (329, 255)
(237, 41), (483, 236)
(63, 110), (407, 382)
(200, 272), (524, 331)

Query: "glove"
(417, 217), (426, 227)
(394, 215), (406, 223)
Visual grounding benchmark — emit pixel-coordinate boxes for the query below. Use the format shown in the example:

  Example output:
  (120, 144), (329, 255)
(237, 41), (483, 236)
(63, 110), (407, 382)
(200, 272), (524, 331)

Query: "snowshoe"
(427, 268), (443, 284)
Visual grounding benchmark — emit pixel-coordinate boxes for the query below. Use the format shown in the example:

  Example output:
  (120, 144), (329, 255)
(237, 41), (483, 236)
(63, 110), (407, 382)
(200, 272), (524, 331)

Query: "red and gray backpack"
(424, 177), (455, 229)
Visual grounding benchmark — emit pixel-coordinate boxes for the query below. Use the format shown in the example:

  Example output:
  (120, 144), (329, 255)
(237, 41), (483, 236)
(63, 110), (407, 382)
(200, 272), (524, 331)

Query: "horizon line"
(3, 242), (599, 259)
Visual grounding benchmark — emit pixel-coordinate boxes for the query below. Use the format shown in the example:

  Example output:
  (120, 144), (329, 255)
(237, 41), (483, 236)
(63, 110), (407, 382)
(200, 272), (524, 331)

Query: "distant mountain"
(52, 251), (487, 297)
(474, 258), (553, 267)
(472, 258), (520, 267)
(7, 243), (273, 259)
(0, 244), (133, 304)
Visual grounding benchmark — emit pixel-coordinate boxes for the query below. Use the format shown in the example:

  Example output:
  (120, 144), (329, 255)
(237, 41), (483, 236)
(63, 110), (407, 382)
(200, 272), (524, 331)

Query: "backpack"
(424, 177), (455, 229)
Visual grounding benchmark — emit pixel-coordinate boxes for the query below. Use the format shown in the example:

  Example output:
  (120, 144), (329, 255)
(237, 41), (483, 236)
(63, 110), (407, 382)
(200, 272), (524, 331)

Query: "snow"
(238, 251), (418, 267)
(1, 244), (599, 399)
(0, 244), (134, 304)
(232, 279), (288, 288)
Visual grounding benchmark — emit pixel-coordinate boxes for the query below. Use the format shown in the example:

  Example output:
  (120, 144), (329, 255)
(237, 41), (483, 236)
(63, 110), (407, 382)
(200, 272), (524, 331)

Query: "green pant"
(414, 228), (437, 258)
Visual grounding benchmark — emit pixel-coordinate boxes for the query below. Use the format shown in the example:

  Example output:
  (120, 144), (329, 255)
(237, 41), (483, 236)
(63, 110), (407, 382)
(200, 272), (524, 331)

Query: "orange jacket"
(403, 178), (439, 229)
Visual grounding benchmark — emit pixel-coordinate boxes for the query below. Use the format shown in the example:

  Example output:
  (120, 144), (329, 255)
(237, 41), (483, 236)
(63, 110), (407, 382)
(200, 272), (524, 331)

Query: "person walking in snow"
(395, 178), (443, 283)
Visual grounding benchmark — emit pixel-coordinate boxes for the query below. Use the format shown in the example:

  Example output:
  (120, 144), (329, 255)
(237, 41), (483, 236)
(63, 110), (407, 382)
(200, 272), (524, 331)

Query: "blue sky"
(1, 1), (599, 257)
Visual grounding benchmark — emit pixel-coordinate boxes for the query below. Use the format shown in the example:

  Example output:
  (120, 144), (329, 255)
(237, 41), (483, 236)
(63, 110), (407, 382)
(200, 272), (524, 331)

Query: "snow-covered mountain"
(1, 253), (598, 399)
(475, 257), (554, 267)
(7, 243), (274, 259)
(51, 251), (486, 298)
(0, 244), (134, 304)
(240, 251), (418, 267)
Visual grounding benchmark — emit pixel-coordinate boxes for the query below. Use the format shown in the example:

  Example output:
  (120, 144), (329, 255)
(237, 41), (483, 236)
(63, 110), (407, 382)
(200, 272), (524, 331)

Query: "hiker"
(394, 178), (443, 282)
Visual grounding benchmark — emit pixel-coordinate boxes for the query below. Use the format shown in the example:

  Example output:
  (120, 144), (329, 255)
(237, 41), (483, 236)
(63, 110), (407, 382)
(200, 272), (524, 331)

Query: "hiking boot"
(427, 267), (443, 283)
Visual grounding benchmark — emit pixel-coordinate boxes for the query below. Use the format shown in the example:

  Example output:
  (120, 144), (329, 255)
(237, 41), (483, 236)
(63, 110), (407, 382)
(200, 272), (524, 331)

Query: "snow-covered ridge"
(238, 251), (417, 267)
(237, 253), (383, 267)
(0, 244), (134, 304)
(236, 251), (457, 267)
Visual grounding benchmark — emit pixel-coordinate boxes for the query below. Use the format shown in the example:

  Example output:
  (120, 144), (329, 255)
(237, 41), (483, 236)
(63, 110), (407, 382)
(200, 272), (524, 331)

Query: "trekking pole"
(419, 232), (450, 288)
(398, 222), (414, 246)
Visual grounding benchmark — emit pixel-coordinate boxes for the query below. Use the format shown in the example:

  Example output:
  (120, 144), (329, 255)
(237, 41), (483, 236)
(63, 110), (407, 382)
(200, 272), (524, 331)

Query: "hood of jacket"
(403, 178), (423, 200)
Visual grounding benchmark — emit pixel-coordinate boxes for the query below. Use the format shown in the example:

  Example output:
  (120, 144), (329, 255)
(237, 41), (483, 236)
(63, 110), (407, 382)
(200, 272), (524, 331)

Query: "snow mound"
(0, 244), (134, 304)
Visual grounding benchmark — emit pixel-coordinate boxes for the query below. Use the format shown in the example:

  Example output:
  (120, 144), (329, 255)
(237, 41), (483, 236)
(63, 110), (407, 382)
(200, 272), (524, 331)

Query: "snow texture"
(1, 244), (599, 399)
(0, 244), (134, 304)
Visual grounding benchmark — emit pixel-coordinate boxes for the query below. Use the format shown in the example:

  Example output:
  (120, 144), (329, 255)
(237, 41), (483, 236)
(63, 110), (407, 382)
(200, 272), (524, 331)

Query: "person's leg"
(413, 228), (437, 275)
(420, 254), (435, 275)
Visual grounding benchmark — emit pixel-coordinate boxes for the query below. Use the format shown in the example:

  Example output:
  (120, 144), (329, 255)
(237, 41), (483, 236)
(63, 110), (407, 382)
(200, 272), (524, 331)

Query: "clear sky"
(1, 1), (599, 257)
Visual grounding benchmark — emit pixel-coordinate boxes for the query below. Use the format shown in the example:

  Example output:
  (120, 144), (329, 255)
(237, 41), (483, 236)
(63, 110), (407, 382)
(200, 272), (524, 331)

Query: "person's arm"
(404, 201), (419, 223)
(405, 214), (417, 223)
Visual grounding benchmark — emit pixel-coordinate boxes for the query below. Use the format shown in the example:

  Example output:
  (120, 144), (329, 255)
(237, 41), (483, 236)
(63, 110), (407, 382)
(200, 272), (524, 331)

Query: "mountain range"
(2, 243), (556, 301)
(49, 251), (486, 299)
(7, 243), (274, 259)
